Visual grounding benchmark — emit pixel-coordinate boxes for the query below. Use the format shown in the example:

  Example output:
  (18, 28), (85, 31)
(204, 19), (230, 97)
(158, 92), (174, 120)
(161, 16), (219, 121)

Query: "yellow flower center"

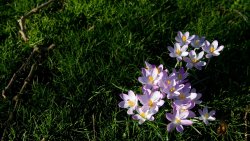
(178, 74), (182, 80)
(128, 100), (135, 107)
(148, 76), (154, 83)
(148, 100), (154, 107)
(180, 108), (187, 113)
(195, 40), (200, 46)
(182, 36), (187, 42)
(170, 87), (175, 93)
(179, 93), (186, 100)
(192, 59), (198, 63)
(210, 45), (215, 53)
(140, 112), (147, 119)
(204, 113), (209, 119)
(167, 80), (171, 85)
(176, 49), (181, 55)
(174, 118), (181, 124)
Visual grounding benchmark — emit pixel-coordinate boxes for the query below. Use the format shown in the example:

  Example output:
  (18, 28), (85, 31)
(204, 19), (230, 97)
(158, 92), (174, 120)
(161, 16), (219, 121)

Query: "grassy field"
(0, 0), (249, 140)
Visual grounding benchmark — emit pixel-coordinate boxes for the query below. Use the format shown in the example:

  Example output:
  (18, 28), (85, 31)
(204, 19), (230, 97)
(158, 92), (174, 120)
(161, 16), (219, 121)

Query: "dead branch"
(17, 0), (55, 42)
(2, 49), (37, 99)
(13, 63), (37, 108)
(245, 105), (250, 141)
(1, 1), (56, 140)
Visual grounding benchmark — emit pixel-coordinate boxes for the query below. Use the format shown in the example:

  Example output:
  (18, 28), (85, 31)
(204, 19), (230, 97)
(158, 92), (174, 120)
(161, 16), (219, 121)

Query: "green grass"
(0, 0), (249, 140)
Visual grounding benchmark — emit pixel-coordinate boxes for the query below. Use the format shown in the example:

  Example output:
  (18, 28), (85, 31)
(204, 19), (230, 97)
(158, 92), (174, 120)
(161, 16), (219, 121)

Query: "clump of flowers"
(118, 31), (222, 132)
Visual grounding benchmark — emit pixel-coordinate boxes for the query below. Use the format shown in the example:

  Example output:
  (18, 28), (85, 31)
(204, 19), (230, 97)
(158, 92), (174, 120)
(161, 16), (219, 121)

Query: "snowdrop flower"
(198, 106), (216, 125)
(132, 106), (155, 124)
(191, 35), (205, 48)
(175, 31), (195, 46)
(166, 108), (193, 132)
(118, 90), (138, 115)
(183, 50), (206, 70)
(202, 40), (224, 58)
(168, 43), (189, 61)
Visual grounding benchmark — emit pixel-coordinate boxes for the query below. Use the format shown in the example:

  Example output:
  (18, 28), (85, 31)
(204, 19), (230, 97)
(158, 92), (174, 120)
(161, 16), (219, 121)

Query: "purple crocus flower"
(173, 101), (196, 118)
(166, 108), (193, 132)
(173, 83), (192, 102)
(138, 67), (163, 88)
(168, 43), (189, 61)
(161, 79), (185, 99)
(183, 50), (206, 70)
(191, 35), (205, 48)
(132, 106), (155, 124)
(189, 88), (202, 104)
(138, 90), (164, 113)
(172, 67), (188, 84)
(175, 31), (195, 46)
(202, 40), (224, 58)
(118, 90), (138, 115)
(198, 106), (216, 125)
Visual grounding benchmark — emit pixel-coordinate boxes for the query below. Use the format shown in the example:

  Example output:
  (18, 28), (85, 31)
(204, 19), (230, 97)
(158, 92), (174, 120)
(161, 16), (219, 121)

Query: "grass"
(0, 0), (249, 140)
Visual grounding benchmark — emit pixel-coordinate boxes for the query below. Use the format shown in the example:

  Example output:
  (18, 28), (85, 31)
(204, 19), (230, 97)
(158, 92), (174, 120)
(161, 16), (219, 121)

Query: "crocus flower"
(168, 43), (189, 61)
(183, 50), (206, 70)
(118, 90), (138, 115)
(138, 67), (163, 88)
(161, 78), (185, 99)
(202, 40), (224, 58)
(175, 31), (195, 46)
(166, 108), (193, 132)
(172, 67), (188, 84)
(191, 35), (205, 48)
(138, 90), (164, 113)
(198, 106), (216, 125)
(144, 61), (164, 74)
(173, 83), (191, 102)
(188, 88), (202, 104)
(132, 106), (155, 124)
(174, 101), (196, 118)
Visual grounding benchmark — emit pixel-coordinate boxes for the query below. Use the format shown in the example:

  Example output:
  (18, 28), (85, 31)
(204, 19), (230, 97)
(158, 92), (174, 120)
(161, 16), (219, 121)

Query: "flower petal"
(181, 119), (193, 125)
(176, 125), (184, 132)
(212, 40), (218, 49)
(118, 101), (126, 108)
(167, 123), (175, 132)
(166, 113), (174, 121)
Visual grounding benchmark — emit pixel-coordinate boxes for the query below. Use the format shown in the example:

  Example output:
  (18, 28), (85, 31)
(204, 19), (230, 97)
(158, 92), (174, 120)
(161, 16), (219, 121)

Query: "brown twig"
(1, 1), (56, 140)
(1, 43), (55, 141)
(17, 0), (55, 42)
(2, 49), (37, 99)
(244, 105), (250, 141)
(2, 43), (55, 99)
(13, 63), (37, 109)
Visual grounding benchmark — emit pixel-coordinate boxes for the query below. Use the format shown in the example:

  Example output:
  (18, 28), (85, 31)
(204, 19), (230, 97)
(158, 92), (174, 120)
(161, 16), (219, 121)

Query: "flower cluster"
(168, 31), (224, 70)
(118, 31), (222, 133)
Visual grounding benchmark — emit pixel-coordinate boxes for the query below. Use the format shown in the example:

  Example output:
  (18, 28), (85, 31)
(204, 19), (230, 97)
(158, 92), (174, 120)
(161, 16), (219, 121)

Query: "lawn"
(0, 0), (249, 140)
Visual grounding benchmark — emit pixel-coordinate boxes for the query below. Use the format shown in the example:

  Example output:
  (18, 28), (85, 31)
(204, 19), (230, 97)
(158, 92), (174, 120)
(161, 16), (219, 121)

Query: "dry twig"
(18, 0), (55, 42)
(245, 105), (250, 141)
(1, 0), (56, 140)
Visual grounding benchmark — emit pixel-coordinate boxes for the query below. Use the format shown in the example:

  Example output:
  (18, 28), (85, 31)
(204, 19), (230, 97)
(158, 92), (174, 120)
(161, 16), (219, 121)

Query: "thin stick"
(18, 0), (55, 42)
(92, 114), (96, 140)
(244, 105), (249, 141)
(13, 63), (37, 109)
(2, 49), (37, 99)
